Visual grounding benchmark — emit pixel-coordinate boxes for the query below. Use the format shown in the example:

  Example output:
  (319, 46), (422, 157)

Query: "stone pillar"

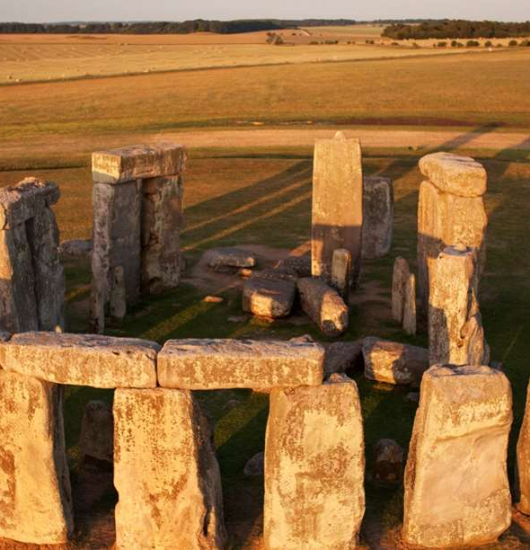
(0, 177), (63, 333)
(403, 272), (417, 336)
(417, 152), (487, 327)
(114, 388), (226, 550)
(264, 374), (365, 550)
(0, 371), (73, 544)
(517, 377), (530, 515)
(403, 365), (512, 547)
(91, 143), (186, 332)
(362, 176), (394, 259)
(141, 176), (184, 294)
(392, 256), (409, 323)
(312, 132), (363, 286)
(429, 245), (489, 366)
(331, 248), (351, 302)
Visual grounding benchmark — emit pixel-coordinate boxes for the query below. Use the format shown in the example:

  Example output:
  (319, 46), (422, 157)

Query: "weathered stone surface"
(362, 176), (394, 259)
(363, 337), (429, 387)
(59, 238), (92, 257)
(275, 255), (311, 277)
(429, 245), (489, 366)
(244, 452), (264, 477)
(516, 377), (530, 515)
(373, 439), (404, 485)
(158, 339), (324, 390)
(324, 339), (364, 376)
(27, 206), (65, 331)
(392, 256), (409, 323)
(331, 248), (351, 301)
(92, 143), (187, 184)
(4, 332), (158, 388)
(141, 176), (184, 294)
(264, 373), (365, 550)
(91, 180), (141, 330)
(250, 266), (298, 282)
(403, 365), (512, 547)
(419, 152), (487, 198)
(206, 247), (256, 271)
(0, 371), (73, 544)
(0, 224), (39, 333)
(0, 177), (60, 230)
(312, 132), (363, 285)
(297, 277), (349, 337)
(242, 278), (296, 318)
(109, 266), (126, 321)
(403, 272), (416, 335)
(79, 400), (114, 464)
(417, 178), (488, 326)
(114, 388), (226, 549)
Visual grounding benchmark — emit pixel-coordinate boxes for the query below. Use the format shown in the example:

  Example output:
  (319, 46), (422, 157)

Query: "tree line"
(383, 20), (530, 40)
(0, 19), (356, 35)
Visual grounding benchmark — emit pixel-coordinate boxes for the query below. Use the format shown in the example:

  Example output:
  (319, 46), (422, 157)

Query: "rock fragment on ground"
(206, 247), (257, 273)
(242, 278), (296, 318)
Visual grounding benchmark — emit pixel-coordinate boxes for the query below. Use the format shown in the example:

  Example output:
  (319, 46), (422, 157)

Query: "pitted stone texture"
(331, 248), (351, 302)
(109, 266), (126, 321)
(79, 400), (114, 464)
(324, 339), (364, 376)
(403, 272), (417, 336)
(374, 439), (405, 485)
(297, 277), (349, 337)
(114, 388), (226, 550)
(0, 371), (73, 544)
(141, 176), (184, 294)
(206, 247), (257, 272)
(92, 143), (187, 184)
(403, 365), (512, 548)
(517, 377), (530, 515)
(0, 177), (60, 230)
(242, 278), (296, 318)
(158, 339), (324, 390)
(0, 224), (39, 333)
(392, 256), (410, 323)
(363, 337), (429, 387)
(264, 373), (365, 550)
(312, 132), (363, 285)
(4, 332), (158, 388)
(362, 176), (394, 259)
(429, 246), (488, 366)
(417, 178), (487, 326)
(419, 152), (487, 198)
(27, 206), (65, 331)
(275, 255), (311, 278)
(250, 267), (298, 283)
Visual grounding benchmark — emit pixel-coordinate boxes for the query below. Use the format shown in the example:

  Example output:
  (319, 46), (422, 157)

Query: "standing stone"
(0, 371), (73, 544)
(517, 377), (530, 515)
(141, 176), (184, 294)
(373, 439), (405, 485)
(417, 153), (488, 326)
(312, 132), (363, 286)
(403, 365), (512, 547)
(264, 374), (365, 550)
(392, 257), (410, 323)
(114, 388), (226, 549)
(362, 176), (394, 259)
(242, 278), (296, 318)
(79, 400), (114, 464)
(109, 266), (127, 322)
(331, 248), (351, 302)
(429, 245), (489, 366)
(403, 272), (417, 335)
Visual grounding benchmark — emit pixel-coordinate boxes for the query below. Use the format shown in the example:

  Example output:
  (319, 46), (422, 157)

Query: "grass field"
(1, 27), (530, 548)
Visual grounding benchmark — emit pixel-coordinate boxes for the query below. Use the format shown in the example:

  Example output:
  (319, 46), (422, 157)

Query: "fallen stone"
(158, 339), (324, 390)
(275, 255), (311, 277)
(251, 266), (298, 282)
(403, 272), (417, 335)
(206, 247), (257, 272)
(114, 388), (226, 549)
(331, 248), (351, 301)
(392, 256), (410, 323)
(4, 332), (159, 389)
(312, 132), (363, 285)
(242, 278), (296, 318)
(244, 452), (264, 477)
(141, 176), (184, 294)
(203, 295), (224, 303)
(92, 142), (187, 184)
(362, 176), (394, 259)
(363, 337), (429, 387)
(0, 371), (73, 544)
(0, 177), (60, 229)
(324, 339), (364, 376)
(419, 152), (487, 198)
(79, 400), (114, 464)
(264, 373), (365, 550)
(297, 277), (349, 337)
(403, 365), (512, 547)
(373, 439), (405, 485)
(239, 267), (254, 278)
(59, 239), (92, 257)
